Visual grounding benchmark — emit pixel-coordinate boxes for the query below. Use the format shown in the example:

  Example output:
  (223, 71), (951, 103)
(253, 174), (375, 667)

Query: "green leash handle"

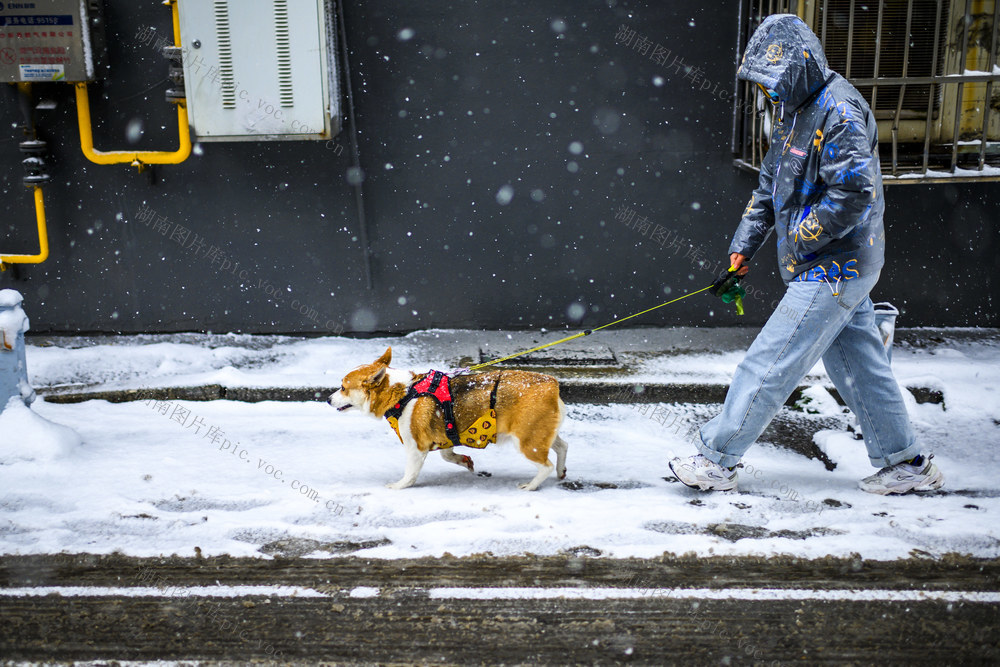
(710, 265), (747, 316)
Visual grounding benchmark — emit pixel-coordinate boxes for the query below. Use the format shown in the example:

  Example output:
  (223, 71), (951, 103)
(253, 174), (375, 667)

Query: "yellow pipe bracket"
(0, 186), (50, 271)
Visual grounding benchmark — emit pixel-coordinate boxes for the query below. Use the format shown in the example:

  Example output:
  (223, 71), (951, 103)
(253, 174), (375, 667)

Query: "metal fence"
(733, 0), (1000, 183)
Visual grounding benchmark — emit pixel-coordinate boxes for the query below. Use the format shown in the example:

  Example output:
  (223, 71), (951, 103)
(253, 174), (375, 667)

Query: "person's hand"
(729, 253), (750, 276)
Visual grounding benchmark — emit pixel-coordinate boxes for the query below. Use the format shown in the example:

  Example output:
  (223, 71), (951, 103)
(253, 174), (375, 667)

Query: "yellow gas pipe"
(0, 186), (50, 271)
(74, 0), (191, 169)
(4, 1), (187, 269)
(2, 81), (50, 271)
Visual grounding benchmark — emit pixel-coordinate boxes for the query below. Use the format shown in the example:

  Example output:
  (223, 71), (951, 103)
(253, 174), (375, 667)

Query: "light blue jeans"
(698, 270), (921, 469)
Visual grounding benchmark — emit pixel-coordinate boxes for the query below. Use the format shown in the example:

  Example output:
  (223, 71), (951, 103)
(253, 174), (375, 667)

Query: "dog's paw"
(518, 482), (539, 491)
(558, 469), (567, 480)
(461, 455), (475, 472)
(385, 481), (410, 490)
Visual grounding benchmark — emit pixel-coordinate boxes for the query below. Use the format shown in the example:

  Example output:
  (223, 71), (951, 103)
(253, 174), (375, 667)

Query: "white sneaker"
(859, 454), (944, 495)
(669, 454), (738, 491)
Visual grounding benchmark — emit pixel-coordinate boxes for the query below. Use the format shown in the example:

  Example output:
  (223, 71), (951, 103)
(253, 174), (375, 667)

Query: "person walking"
(669, 14), (942, 495)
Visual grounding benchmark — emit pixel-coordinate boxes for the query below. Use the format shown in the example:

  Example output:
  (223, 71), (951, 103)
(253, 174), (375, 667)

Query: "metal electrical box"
(176, 0), (342, 142)
(0, 0), (106, 83)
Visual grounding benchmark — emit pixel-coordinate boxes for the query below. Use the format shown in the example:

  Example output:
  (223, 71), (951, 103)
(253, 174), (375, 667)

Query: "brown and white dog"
(328, 348), (568, 490)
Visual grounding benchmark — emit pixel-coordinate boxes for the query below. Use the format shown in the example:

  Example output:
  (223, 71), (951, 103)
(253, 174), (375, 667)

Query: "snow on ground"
(22, 329), (755, 391)
(1, 330), (998, 560)
(0, 397), (79, 464)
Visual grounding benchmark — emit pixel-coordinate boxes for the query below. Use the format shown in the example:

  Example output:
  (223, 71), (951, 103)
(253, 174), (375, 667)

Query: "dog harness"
(384, 371), (502, 450)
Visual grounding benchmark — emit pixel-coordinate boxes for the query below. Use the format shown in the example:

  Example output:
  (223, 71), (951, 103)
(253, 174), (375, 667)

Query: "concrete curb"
(39, 381), (944, 408)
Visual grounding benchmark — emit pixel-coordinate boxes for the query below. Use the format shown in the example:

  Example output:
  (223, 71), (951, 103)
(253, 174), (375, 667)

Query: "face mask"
(757, 83), (779, 103)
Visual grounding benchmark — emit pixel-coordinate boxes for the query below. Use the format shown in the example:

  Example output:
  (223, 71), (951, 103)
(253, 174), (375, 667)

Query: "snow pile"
(0, 397), (80, 464)
(794, 385), (842, 417)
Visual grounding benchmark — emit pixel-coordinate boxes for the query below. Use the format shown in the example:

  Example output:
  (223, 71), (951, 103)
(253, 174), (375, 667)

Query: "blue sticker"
(1, 15), (74, 26)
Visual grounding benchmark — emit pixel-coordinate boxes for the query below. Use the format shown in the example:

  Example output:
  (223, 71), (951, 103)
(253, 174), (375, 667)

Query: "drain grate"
(477, 344), (619, 367)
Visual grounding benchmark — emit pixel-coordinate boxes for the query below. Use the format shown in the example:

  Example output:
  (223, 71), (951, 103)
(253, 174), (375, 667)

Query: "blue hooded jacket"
(731, 14), (885, 284)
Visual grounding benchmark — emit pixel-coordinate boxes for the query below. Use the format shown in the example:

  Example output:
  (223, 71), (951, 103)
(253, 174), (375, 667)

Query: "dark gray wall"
(1, 1), (996, 333)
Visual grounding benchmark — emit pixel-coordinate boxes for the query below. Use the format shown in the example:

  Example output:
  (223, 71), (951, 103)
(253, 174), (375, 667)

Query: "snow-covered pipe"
(0, 290), (79, 462)
(0, 289), (36, 412)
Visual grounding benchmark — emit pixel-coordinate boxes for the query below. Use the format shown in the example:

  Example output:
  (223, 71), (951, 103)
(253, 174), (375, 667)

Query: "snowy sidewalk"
(1, 327), (998, 561)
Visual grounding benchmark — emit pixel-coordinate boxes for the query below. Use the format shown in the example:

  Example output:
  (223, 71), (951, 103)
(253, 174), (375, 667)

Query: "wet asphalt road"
(1, 554), (998, 665)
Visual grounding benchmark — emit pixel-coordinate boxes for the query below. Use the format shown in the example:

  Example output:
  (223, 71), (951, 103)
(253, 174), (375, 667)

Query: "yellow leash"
(467, 284), (716, 371)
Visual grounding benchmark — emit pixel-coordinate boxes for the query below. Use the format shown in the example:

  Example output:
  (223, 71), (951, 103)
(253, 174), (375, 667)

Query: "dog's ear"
(364, 347), (391, 386)
(365, 366), (386, 386)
